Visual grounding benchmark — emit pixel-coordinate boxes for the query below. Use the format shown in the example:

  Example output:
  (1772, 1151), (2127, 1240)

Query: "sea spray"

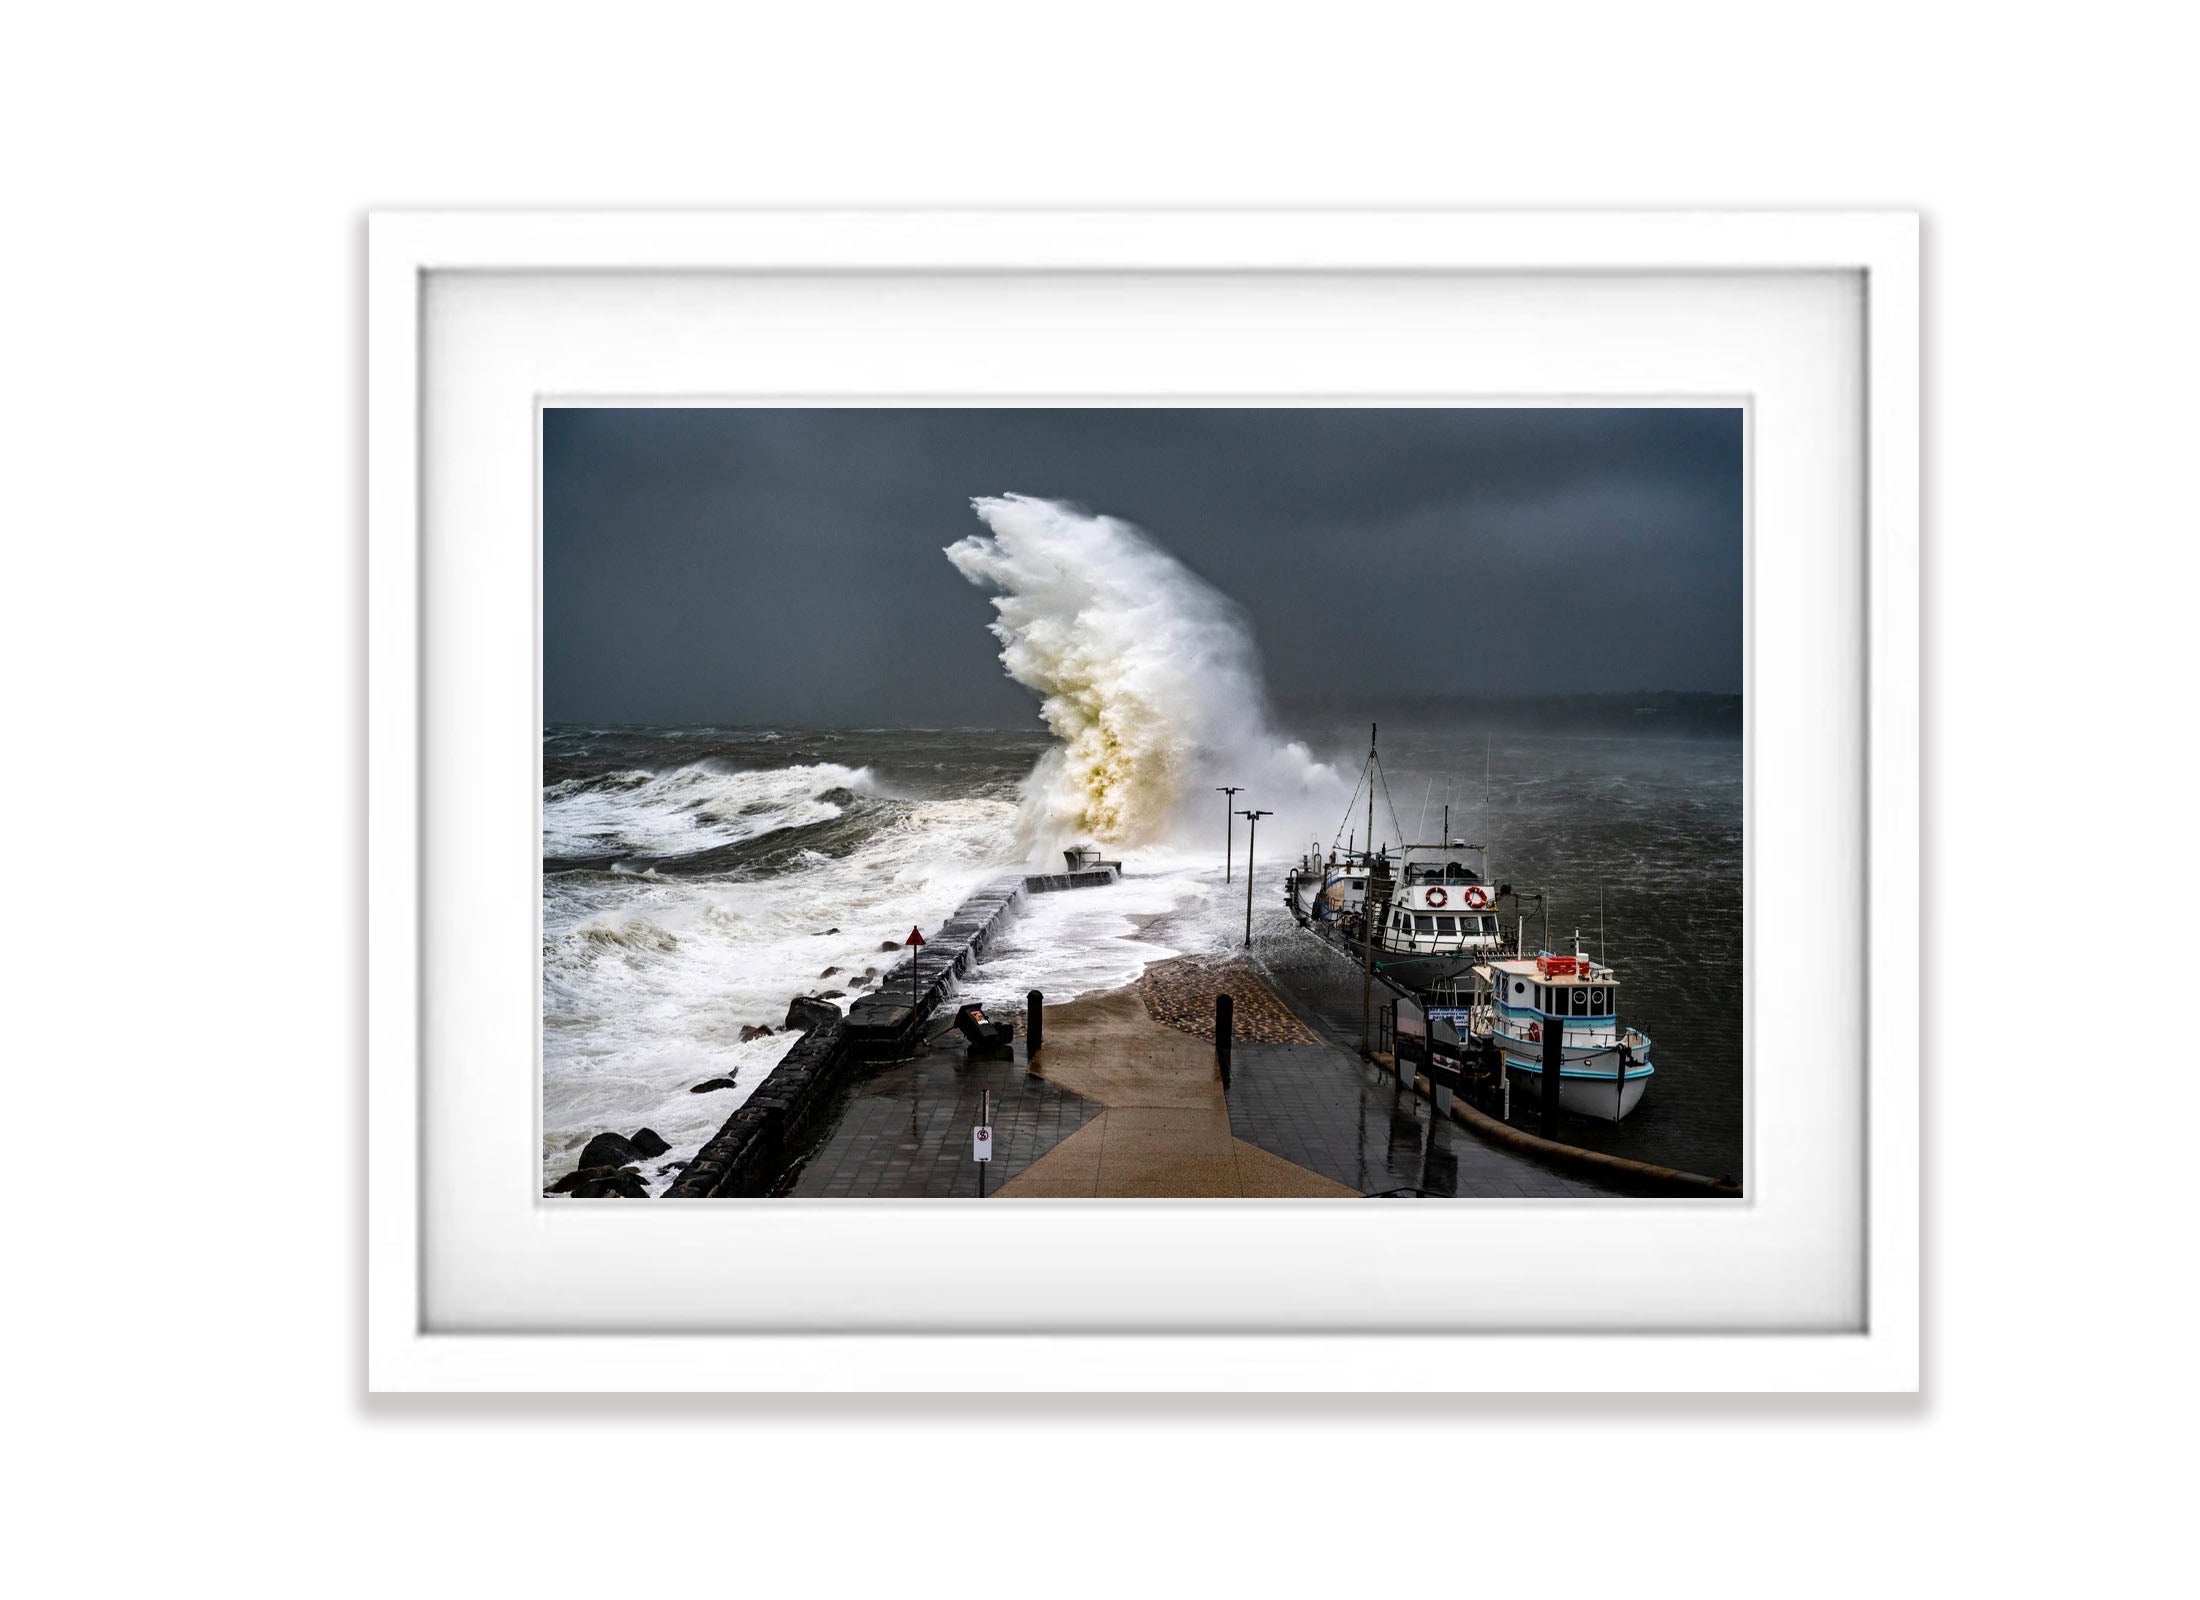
(946, 494), (1344, 858)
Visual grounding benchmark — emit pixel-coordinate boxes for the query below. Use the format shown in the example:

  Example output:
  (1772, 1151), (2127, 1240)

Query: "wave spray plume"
(946, 494), (1341, 858)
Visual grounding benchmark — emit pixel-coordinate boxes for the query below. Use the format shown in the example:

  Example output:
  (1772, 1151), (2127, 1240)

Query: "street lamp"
(1236, 808), (1271, 946)
(1215, 786), (1242, 881)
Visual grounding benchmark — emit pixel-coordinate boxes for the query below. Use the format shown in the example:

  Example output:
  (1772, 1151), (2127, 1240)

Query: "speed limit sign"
(972, 1124), (993, 1162)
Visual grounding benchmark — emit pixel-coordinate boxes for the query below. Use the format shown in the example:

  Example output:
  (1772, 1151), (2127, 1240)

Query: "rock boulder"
(784, 995), (841, 1034)
(575, 1131), (642, 1171)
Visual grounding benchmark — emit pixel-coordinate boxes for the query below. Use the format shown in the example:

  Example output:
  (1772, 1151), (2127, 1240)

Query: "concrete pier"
(669, 867), (1112, 1198)
(1019, 864), (1120, 893)
(839, 876), (1028, 1055)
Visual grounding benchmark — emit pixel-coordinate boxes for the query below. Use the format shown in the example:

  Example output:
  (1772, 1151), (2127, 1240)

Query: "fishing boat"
(1281, 723), (1516, 992)
(1458, 945), (1655, 1121)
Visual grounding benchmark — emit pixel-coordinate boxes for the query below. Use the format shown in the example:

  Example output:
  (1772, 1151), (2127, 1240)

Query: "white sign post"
(973, 1089), (993, 1197)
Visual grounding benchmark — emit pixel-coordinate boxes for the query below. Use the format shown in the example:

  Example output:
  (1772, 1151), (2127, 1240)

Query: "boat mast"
(1359, 722), (1378, 1057)
(1482, 734), (1492, 880)
(1364, 722), (1376, 862)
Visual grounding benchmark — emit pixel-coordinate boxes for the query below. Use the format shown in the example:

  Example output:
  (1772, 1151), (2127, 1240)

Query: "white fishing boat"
(1287, 843), (1512, 989)
(1460, 946), (1655, 1121)
(1282, 722), (1515, 990)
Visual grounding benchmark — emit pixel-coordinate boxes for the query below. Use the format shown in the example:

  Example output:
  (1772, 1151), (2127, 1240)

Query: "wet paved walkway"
(786, 1045), (1100, 1197)
(783, 969), (1609, 1199)
(1001, 988), (1350, 1197)
(1227, 1043), (1613, 1197)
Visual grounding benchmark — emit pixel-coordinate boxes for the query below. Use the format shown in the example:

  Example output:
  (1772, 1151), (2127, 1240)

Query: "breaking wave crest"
(543, 760), (879, 865)
(946, 494), (1342, 857)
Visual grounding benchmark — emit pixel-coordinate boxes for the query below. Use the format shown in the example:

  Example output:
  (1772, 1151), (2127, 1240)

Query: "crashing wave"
(946, 494), (1341, 857)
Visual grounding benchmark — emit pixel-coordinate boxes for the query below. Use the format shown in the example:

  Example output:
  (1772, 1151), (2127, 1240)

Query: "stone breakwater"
(662, 864), (1121, 1199)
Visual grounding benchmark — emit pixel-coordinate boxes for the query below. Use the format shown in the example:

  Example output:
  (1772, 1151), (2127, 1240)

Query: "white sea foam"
(544, 788), (1024, 1186)
(542, 760), (874, 860)
(946, 495), (1345, 861)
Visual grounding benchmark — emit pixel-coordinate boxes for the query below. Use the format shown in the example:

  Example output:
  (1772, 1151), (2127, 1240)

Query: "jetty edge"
(662, 860), (1119, 1199)
(1387, 1061), (1739, 1198)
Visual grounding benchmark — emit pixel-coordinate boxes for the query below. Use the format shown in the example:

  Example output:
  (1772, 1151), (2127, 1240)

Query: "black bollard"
(1216, 993), (1234, 1089)
(1541, 1007), (1566, 1128)
(1026, 989), (1043, 1059)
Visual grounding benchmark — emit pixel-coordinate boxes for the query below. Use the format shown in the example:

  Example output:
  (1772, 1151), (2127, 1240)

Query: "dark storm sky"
(544, 407), (1742, 727)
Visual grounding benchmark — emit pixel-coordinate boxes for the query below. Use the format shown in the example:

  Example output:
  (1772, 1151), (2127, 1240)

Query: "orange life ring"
(1426, 886), (1447, 907)
(1463, 885), (1488, 908)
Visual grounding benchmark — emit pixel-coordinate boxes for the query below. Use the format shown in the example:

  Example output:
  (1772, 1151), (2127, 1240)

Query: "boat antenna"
(1414, 777), (1433, 851)
(1599, 883), (1606, 967)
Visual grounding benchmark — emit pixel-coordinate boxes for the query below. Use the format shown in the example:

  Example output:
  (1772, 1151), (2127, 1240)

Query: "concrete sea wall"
(663, 865), (1118, 1199)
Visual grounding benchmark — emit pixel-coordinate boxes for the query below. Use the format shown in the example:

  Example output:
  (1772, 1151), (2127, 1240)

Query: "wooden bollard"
(1027, 989), (1043, 1058)
(1216, 993), (1233, 1088)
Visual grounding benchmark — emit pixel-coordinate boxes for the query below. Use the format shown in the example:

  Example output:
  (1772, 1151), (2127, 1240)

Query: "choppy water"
(1263, 702), (1744, 1182)
(543, 705), (1742, 1192)
(541, 726), (1238, 1190)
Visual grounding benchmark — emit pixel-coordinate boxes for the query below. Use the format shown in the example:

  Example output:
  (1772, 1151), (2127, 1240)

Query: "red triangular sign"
(905, 927), (925, 946)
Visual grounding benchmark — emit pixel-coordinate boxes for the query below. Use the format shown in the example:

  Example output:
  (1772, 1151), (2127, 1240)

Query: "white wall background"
(5, 3), (2191, 1595)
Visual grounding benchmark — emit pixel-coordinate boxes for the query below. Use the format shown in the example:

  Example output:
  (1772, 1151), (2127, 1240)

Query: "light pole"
(1236, 808), (1271, 946)
(1215, 786), (1242, 881)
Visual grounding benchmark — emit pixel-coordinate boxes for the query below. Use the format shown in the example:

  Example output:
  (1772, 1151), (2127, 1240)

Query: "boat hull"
(1496, 1051), (1654, 1121)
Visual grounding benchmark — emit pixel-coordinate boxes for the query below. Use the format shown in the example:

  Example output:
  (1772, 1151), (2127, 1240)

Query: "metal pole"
(1027, 988), (1043, 1059)
(1360, 870), (1377, 1057)
(1237, 809), (1270, 946)
(1541, 992), (1565, 1130)
(1216, 786), (1242, 882)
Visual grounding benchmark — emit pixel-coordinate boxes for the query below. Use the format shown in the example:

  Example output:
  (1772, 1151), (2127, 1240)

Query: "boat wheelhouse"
(1466, 949), (1655, 1121)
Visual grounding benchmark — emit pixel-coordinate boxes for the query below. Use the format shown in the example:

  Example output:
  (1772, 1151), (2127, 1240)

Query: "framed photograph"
(368, 211), (1917, 1390)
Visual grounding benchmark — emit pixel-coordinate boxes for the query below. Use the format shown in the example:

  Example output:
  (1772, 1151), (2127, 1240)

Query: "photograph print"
(543, 406), (1743, 1200)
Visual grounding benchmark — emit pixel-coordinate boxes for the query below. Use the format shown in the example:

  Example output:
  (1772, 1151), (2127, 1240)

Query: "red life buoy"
(1464, 886), (1488, 909)
(1426, 886), (1447, 907)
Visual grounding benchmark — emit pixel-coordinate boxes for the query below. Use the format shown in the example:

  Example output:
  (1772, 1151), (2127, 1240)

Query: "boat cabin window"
(1414, 914), (1435, 934)
(1435, 916), (1457, 935)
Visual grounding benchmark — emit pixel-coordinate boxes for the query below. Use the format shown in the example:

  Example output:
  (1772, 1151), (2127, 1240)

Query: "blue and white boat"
(1466, 949), (1655, 1121)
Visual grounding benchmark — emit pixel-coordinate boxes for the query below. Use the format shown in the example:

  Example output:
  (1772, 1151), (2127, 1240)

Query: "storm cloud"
(544, 407), (1742, 727)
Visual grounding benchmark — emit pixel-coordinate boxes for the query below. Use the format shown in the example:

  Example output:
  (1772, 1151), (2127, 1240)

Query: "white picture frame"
(368, 211), (1917, 1392)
